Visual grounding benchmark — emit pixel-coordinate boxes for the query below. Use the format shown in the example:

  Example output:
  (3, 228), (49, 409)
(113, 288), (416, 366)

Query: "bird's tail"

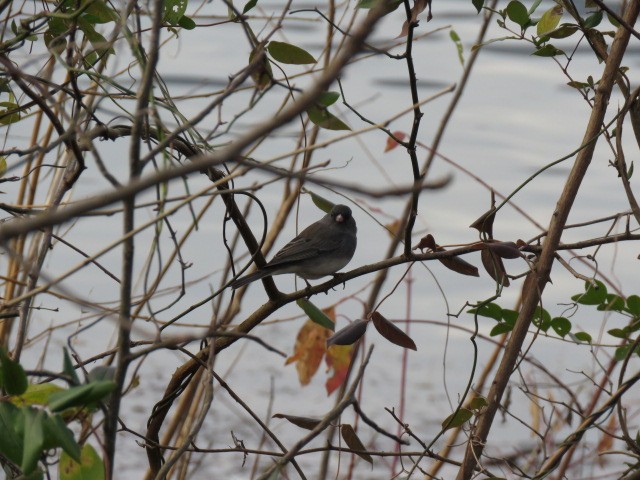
(230, 269), (271, 289)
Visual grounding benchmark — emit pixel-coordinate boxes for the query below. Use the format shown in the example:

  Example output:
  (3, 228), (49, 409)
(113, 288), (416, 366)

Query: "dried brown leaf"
(371, 311), (417, 350)
(398, 0), (430, 37)
(481, 249), (510, 287)
(341, 424), (373, 464)
(413, 233), (437, 251)
(470, 207), (496, 237)
(272, 414), (321, 430)
(439, 256), (480, 277)
(485, 240), (521, 259)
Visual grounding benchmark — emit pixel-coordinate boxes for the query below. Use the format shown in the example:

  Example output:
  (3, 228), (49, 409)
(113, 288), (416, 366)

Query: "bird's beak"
(336, 214), (345, 223)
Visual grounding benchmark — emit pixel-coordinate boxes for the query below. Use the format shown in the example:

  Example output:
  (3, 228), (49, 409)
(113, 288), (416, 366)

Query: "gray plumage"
(231, 204), (357, 289)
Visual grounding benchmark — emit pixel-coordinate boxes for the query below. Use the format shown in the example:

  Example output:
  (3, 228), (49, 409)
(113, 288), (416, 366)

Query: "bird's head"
(331, 204), (353, 224)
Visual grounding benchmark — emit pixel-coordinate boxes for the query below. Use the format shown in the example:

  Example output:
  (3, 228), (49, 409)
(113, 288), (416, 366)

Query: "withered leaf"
(285, 319), (332, 385)
(325, 344), (354, 395)
(273, 413), (321, 430)
(413, 233), (437, 251)
(485, 240), (521, 259)
(370, 312), (417, 350)
(470, 207), (496, 237)
(481, 249), (510, 287)
(384, 131), (407, 152)
(326, 319), (368, 347)
(341, 424), (373, 464)
(439, 256), (480, 277)
(398, 0), (431, 38)
(248, 45), (273, 91)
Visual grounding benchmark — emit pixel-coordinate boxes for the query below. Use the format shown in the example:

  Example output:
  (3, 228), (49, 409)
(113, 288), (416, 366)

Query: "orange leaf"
(325, 343), (354, 395)
(384, 131), (407, 152)
(286, 319), (332, 385)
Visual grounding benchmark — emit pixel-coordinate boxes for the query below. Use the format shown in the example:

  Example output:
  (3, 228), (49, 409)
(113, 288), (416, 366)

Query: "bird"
(231, 204), (357, 289)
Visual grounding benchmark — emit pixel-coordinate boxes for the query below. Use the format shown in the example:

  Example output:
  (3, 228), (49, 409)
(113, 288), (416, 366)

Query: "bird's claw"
(332, 272), (347, 290)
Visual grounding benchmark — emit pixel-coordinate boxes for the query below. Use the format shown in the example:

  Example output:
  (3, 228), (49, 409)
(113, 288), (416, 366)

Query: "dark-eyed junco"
(231, 204), (357, 289)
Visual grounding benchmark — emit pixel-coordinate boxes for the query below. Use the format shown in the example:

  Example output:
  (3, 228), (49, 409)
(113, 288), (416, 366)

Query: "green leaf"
(537, 5), (563, 36)
(242, 0), (258, 13)
(572, 280), (607, 305)
(506, 1), (530, 27)
(490, 322), (513, 336)
(178, 15), (196, 29)
(0, 347), (28, 395)
(608, 328), (628, 339)
(469, 396), (488, 411)
(449, 29), (464, 65)
(62, 348), (80, 386)
(163, 0), (188, 24)
(573, 331), (592, 343)
(442, 408), (473, 430)
(43, 414), (81, 462)
(551, 317), (571, 337)
(11, 383), (65, 407)
(296, 298), (335, 330)
(0, 101), (21, 125)
(0, 402), (24, 464)
(45, 31), (67, 54)
(307, 106), (350, 131)
(532, 306), (551, 331)
(87, 365), (116, 383)
(83, 0), (118, 23)
(627, 161), (634, 180)
(22, 407), (46, 474)
(59, 444), (105, 480)
(317, 91), (340, 107)
(567, 80), (589, 90)
(533, 44), (564, 56)
(546, 23), (579, 38)
(356, 0), (402, 10)
(501, 309), (518, 325)
(307, 191), (335, 213)
(614, 344), (640, 361)
(267, 41), (316, 65)
(468, 302), (502, 321)
(472, 0), (484, 13)
(598, 293), (625, 312)
(0, 156), (7, 177)
(48, 380), (117, 412)
(583, 10), (603, 29)
(77, 18), (114, 56)
(626, 295), (640, 316)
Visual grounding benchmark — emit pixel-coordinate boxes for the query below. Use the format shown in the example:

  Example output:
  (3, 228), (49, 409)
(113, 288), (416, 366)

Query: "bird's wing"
(268, 221), (341, 267)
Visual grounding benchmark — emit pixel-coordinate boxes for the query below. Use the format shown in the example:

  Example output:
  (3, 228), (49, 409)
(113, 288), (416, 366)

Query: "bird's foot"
(332, 272), (347, 290)
(304, 279), (313, 297)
